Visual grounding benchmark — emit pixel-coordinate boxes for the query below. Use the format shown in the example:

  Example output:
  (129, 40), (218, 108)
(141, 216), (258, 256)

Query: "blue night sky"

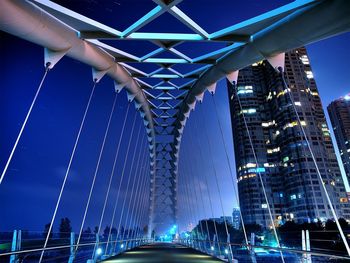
(0, 0), (350, 234)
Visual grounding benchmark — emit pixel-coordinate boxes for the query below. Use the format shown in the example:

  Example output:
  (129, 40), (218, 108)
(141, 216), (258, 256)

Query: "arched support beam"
(0, 0), (156, 175)
(172, 0), (350, 148)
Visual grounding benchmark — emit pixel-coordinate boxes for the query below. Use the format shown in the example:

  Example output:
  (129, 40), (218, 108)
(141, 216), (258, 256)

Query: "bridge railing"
(178, 238), (350, 263)
(0, 230), (154, 262)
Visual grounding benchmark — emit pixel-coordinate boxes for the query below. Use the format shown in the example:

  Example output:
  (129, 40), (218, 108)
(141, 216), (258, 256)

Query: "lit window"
(340, 198), (348, 203)
(294, 102), (301, 106)
(237, 85), (253, 95)
(256, 167), (266, 173)
(283, 156), (289, 163)
(283, 121), (306, 130)
(305, 71), (314, 79)
(267, 92), (273, 101)
(300, 55), (310, 65)
(262, 120), (276, 127)
(267, 147), (280, 154)
(290, 194), (297, 200)
(240, 108), (256, 114)
(277, 88), (290, 98)
(261, 204), (268, 209)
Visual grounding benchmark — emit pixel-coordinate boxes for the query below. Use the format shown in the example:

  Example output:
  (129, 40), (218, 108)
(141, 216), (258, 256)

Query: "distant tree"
(43, 223), (53, 239)
(59, 217), (72, 239)
(325, 219), (337, 230)
(192, 220), (244, 244)
(103, 226), (110, 237)
(244, 223), (263, 236)
(111, 227), (117, 235)
(83, 227), (92, 240)
(84, 227), (92, 234)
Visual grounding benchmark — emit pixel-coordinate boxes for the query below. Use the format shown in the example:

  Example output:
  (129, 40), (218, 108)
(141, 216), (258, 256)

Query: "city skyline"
(228, 47), (349, 228)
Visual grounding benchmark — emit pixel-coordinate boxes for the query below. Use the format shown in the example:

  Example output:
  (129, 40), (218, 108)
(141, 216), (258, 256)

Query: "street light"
(96, 248), (103, 256)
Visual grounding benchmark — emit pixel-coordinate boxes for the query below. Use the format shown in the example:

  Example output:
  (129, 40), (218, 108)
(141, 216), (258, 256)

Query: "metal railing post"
(9, 230), (21, 263)
(68, 232), (75, 263)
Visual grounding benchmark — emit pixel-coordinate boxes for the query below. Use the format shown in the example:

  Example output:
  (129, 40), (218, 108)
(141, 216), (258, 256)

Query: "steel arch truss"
(3, 0), (350, 234)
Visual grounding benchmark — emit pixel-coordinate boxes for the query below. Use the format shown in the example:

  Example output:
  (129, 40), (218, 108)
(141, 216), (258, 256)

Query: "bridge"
(1, 0), (350, 262)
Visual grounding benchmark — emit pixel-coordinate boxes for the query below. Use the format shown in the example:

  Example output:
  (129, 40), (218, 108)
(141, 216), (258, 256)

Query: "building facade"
(228, 47), (350, 228)
(232, 208), (241, 230)
(328, 95), (350, 184)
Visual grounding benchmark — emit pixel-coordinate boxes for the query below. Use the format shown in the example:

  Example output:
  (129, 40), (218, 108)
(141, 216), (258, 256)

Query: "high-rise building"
(228, 47), (350, 228)
(232, 208), (241, 230)
(328, 95), (350, 184)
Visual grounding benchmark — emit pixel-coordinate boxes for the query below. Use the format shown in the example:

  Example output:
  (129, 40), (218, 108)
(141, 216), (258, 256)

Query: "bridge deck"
(103, 243), (224, 262)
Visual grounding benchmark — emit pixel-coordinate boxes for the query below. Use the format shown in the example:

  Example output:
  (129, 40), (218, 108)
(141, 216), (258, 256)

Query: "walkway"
(103, 243), (224, 262)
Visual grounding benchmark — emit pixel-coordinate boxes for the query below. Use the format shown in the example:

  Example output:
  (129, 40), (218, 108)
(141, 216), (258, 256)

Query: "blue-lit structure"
(1, 0), (350, 262)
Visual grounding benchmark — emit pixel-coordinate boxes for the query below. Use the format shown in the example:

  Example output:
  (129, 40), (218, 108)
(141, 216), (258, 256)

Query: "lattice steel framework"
(1, 0), (350, 234)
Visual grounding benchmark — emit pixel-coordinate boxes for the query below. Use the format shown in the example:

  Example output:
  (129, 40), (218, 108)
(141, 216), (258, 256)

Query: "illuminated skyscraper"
(228, 47), (350, 228)
(328, 95), (350, 184)
(232, 208), (241, 230)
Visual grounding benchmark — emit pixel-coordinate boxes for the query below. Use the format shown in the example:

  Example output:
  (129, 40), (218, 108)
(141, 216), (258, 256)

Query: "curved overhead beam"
(173, 0), (350, 141)
(0, 0), (156, 150)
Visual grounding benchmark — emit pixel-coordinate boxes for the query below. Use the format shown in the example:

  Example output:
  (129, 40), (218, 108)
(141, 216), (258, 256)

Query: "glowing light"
(96, 248), (102, 255)
(121, 244), (124, 248)
(211, 246), (214, 251)
(225, 249), (228, 254)
(345, 95), (350, 101)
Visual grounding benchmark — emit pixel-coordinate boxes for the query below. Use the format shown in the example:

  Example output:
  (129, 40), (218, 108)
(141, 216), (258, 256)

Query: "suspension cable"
(232, 80), (285, 263)
(180, 130), (199, 245)
(211, 94), (250, 248)
(186, 120), (215, 251)
(177, 145), (195, 240)
(130, 154), (149, 244)
(115, 121), (143, 239)
(111, 135), (147, 253)
(39, 80), (97, 263)
(123, 153), (148, 248)
(182, 142), (204, 250)
(123, 139), (148, 236)
(127, 152), (148, 244)
(279, 67), (350, 256)
(139, 153), (151, 238)
(183, 139), (206, 251)
(105, 109), (138, 252)
(200, 103), (234, 259)
(75, 92), (118, 253)
(1, 63), (51, 185)
(120, 134), (146, 242)
(193, 114), (222, 257)
(96, 101), (131, 241)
